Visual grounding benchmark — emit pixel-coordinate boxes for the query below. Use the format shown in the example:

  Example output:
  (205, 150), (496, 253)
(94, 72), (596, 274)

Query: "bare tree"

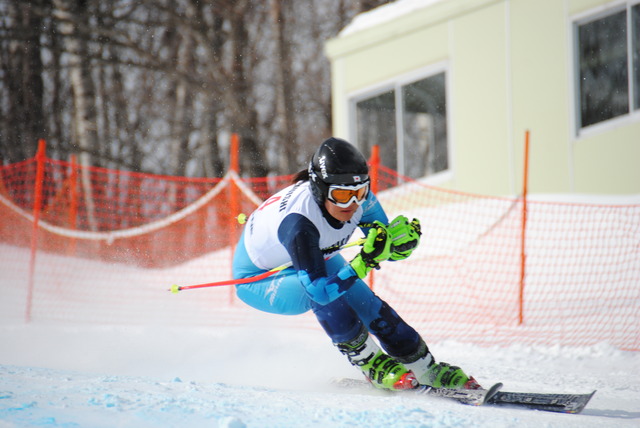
(222, 1), (267, 177)
(54, 0), (100, 230)
(0, 0), (393, 176)
(187, 0), (225, 178)
(270, 0), (298, 172)
(168, 18), (195, 178)
(0, 0), (47, 162)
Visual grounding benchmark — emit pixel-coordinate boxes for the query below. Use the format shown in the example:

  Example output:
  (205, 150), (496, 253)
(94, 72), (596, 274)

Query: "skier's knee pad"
(368, 302), (421, 358)
(312, 298), (363, 343)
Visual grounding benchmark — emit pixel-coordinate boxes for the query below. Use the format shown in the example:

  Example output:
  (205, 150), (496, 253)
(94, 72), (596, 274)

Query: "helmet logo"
(353, 176), (361, 182)
(318, 155), (329, 179)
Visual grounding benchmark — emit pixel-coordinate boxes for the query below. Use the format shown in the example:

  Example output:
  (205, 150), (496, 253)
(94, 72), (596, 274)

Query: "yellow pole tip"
(237, 213), (247, 224)
(170, 284), (181, 294)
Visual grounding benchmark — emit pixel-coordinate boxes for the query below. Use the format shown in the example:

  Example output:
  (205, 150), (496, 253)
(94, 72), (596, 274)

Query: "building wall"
(452, 1), (512, 195)
(508, 0), (571, 195)
(326, 0), (640, 196)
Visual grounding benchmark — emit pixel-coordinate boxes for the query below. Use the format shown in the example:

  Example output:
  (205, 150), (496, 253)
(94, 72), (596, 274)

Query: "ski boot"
(400, 339), (481, 390)
(336, 328), (417, 391)
(423, 362), (481, 389)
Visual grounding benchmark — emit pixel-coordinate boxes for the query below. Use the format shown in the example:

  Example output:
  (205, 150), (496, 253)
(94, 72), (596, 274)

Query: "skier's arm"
(358, 192), (388, 236)
(277, 213), (357, 304)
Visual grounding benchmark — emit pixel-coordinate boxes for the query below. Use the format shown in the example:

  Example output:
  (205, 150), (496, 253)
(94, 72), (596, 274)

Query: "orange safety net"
(0, 154), (292, 268)
(1, 148), (638, 350)
(371, 166), (640, 351)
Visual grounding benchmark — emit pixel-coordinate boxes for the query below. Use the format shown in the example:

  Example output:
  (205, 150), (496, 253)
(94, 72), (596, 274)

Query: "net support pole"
(228, 133), (241, 304)
(367, 145), (380, 291)
(369, 144), (379, 195)
(518, 130), (530, 326)
(27, 139), (46, 323)
(68, 154), (78, 255)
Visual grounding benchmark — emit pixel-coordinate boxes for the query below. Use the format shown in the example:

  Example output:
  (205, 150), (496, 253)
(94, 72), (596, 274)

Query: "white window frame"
(571, 0), (640, 139)
(347, 62), (453, 185)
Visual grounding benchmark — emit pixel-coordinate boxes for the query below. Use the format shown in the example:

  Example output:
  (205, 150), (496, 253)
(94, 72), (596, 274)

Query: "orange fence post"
(26, 138), (46, 323)
(230, 133), (240, 175)
(68, 154), (78, 255)
(369, 145), (379, 195)
(518, 130), (530, 325)
(0, 159), (8, 196)
(228, 133), (241, 304)
(367, 145), (380, 290)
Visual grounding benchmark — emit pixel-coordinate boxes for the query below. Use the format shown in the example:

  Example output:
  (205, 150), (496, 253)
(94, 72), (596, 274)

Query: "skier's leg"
(323, 255), (422, 357)
(308, 256), (415, 390)
(326, 255), (478, 389)
(232, 231), (311, 316)
(311, 297), (415, 390)
(234, 269), (312, 315)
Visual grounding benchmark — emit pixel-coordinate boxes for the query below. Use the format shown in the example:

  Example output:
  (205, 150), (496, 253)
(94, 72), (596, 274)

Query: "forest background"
(0, 0), (390, 177)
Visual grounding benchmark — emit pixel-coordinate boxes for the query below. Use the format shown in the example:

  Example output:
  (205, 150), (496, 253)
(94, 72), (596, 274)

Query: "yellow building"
(325, 0), (640, 196)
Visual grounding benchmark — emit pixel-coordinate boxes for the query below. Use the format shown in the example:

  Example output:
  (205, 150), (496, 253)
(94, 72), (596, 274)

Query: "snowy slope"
(1, 321), (639, 428)
(1, 194), (640, 427)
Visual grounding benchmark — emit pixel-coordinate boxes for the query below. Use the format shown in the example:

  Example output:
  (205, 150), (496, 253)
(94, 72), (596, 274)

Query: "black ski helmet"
(308, 137), (369, 206)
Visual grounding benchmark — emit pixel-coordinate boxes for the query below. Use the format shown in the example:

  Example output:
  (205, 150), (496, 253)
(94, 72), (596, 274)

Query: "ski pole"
(169, 237), (366, 294)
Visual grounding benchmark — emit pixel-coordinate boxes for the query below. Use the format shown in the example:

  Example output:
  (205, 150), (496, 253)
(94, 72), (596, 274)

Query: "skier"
(232, 137), (479, 391)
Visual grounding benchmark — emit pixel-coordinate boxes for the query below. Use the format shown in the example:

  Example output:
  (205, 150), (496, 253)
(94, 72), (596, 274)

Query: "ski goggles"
(327, 182), (370, 208)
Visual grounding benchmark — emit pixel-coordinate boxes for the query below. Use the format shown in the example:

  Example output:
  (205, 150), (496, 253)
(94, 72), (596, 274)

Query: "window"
(575, 2), (640, 132)
(402, 74), (448, 177)
(354, 70), (448, 180)
(356, 91), (398, 172)
(634, 4), (640, 109)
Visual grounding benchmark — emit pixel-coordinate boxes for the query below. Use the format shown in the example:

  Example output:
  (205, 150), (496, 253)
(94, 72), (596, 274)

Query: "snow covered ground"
(1, 319), (639, 428)
(1, 193), (639, 427)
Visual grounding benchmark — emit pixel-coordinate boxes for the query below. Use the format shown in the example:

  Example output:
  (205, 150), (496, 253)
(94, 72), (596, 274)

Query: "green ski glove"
(349, 221), (392, 279)
(387, 215), (422, 261)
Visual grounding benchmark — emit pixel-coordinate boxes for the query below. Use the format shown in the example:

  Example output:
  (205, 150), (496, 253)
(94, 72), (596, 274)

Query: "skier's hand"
(349, 221), (392, 278)
(387, 215), (421, 261)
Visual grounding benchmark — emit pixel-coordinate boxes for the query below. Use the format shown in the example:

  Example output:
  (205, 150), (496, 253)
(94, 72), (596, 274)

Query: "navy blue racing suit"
(232, 181), (421, 358)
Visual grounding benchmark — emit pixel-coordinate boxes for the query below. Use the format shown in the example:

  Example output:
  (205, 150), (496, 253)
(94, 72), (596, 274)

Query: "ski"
(487, 389), (596, 414)
(332, 378), (596, 414)
(413, 381), (503, 406)
(332, 378), (503, 406)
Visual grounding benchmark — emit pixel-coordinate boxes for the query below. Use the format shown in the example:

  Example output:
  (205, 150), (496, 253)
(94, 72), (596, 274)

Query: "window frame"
(571, 0), (640, 138)
(348, 62), (452, 184)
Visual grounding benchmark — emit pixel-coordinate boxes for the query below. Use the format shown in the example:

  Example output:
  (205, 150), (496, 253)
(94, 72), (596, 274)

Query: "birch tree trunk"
(270, 0), (298, 173)
(226, 2), (267, 177)
(54, 0), (99, 231)
(169, 37), (194, 178)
